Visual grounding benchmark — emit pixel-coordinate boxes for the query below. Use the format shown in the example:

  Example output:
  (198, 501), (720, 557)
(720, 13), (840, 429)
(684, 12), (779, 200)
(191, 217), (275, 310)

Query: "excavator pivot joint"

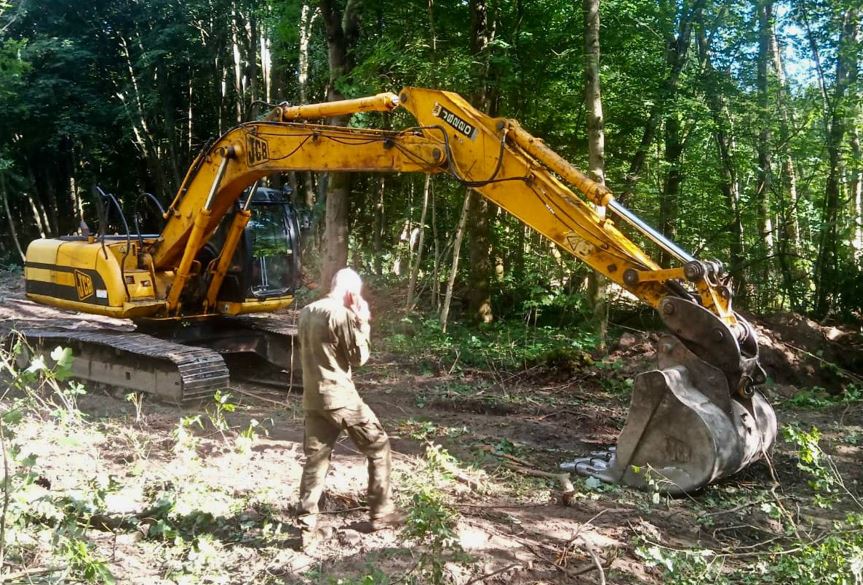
(684, 260), (706, 281)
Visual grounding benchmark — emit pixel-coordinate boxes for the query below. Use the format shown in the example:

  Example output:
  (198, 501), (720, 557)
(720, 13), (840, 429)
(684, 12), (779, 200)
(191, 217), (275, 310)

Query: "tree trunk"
(404, 181), (416, 279)
(660, 113), (682, 264)
(767, 15), (804, 309)
(848, 29), (862, 261)
(755, 0), (775, 308)
(407, 175), (431, 310)
(117, 33), (168, 197)
(68, 147), (84, 222)
(26, 192), (47, 239)
(322, 173), (350, 286)
(248, 13), (259, 107)
(187, 77), (194, 159)
(440, 190), (472, 332)
(467, 191), (494, 323)
(231, 2), (244, 123)
(373, 177), (385, 276)
(298, 4), (318, 206)
(25, 165), (52, 237)
(770, 22), (801, 249)
(318, 0), (359, 288)
(584, 0), (608, 351)
(799, 0), (831, 130)
(815, 8), (858, 317)
(622, 0), (705, 201)
(0, 174), (24, 261)
(427, 0), (437, 52)
(298, 3), (317, 105)
(466, 0), (495, 323)
(697, 24), (746, 303)
(260, 27), (271, 105)
(431, 185), (441, 310)
(851, 126), (863, 260)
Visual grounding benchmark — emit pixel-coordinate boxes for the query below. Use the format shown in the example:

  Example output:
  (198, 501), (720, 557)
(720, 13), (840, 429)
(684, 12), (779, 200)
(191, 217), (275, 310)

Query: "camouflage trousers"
(297, 402), (393, 529)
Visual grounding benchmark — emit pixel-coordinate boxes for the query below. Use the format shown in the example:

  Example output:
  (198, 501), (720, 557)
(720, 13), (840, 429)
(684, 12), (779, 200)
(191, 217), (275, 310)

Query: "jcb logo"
(247, 134), (270, 166)
(74, 270), (94, 301)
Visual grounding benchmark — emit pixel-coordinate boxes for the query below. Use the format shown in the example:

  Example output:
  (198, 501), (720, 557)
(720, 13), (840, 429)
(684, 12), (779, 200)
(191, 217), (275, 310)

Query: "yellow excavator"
(21, 87), (776, 493)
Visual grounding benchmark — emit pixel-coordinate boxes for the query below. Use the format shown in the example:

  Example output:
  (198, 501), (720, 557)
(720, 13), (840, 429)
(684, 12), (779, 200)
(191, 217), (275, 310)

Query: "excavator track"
(17, 328), (229, 403)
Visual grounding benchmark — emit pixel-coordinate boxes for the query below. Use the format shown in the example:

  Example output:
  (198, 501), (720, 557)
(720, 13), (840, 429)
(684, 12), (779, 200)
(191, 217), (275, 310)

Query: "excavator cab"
(247, 190), (301, 298)
(207, 185), (302, 307)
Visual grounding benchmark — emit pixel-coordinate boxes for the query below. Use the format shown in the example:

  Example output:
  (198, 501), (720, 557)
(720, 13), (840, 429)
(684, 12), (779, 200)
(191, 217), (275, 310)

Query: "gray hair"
(330, 268), (363, 296)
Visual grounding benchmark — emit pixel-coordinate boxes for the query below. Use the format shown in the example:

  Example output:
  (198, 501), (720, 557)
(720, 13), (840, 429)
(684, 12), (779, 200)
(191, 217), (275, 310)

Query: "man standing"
(296, 268), (401, 546)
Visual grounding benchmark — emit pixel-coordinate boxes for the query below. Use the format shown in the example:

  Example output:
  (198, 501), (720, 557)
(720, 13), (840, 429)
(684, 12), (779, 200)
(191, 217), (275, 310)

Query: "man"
(296, 268), (402, 546)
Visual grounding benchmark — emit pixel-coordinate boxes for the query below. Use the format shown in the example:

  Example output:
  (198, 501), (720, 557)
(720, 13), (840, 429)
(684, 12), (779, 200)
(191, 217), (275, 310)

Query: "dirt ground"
(2, 269), (863, 584)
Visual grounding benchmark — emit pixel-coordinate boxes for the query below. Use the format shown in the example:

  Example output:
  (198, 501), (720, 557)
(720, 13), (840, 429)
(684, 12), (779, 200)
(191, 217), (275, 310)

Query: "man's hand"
(345, 292), (371, 322)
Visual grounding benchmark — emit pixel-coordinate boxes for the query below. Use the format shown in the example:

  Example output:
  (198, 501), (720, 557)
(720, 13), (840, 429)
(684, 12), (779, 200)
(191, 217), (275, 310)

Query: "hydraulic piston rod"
(607, 199), (695, 265)
(504, 118), (695, 266)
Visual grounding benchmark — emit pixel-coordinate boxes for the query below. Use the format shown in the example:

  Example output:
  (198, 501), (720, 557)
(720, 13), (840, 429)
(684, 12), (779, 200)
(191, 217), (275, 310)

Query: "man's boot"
(370, 509), (407, 531)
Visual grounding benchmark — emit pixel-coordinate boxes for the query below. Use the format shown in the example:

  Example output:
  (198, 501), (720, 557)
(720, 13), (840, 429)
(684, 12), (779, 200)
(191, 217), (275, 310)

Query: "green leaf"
(2, 409), (23, 426)
(584, 476), (603, 491)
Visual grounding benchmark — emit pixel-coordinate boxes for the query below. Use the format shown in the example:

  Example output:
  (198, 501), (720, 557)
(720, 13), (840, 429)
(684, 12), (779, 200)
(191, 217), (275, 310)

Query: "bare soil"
(2, 269), (862, 584)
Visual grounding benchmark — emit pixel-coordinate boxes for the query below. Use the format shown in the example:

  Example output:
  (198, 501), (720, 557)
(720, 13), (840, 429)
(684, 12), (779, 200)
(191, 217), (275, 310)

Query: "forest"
(0, 0), (860, 323)
(0, 0), (862, 583)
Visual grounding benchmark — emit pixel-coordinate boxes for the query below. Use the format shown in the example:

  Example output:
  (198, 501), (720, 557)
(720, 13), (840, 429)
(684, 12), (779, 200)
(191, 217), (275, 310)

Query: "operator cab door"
(247, 187), (301, 298)
(213, 185), (302, 304)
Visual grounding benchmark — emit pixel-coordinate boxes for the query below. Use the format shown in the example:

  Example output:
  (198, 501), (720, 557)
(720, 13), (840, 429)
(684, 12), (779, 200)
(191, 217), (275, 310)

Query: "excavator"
(20, 87), (776, 494)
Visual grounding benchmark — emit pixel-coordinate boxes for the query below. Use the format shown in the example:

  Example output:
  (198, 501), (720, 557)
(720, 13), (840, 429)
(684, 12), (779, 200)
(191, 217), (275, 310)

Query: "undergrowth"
(786, 384), (863, 409)
(0, 333), (116, 583)
(0, 335), (282, 584)
(636, 424), (863, 584)
(378, 314), (599, 372)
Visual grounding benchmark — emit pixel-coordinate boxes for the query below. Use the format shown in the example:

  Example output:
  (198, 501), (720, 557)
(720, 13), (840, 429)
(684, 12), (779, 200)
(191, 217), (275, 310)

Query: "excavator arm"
(156, 88), (728, 321)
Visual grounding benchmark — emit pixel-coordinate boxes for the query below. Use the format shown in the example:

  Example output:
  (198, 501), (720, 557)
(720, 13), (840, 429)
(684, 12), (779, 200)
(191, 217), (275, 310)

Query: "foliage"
(403, 485), (464, 584)
(782, 424), (844, 508)
(380, 313), (599, 372)
(0, 0), (859, 321)
(398, 443), (469, 585)
(635, 419), (863, 584)
(0, 337), (116, 583)
(636, 521), (863, 585)
(787, 385), (863, 409)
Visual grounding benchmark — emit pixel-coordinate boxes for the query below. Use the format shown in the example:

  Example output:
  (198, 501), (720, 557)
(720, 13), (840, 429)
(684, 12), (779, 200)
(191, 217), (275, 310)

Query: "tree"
(2, 0), (863, 324)
(696, 22), (746, 301)
(466, 0), (495, 324)
(755, 0), (775, 306)
(318, 0), (360, 289)
(584, 0), (609, 351)
(815, 6), (859, 317)
(621, 0), (705, 202)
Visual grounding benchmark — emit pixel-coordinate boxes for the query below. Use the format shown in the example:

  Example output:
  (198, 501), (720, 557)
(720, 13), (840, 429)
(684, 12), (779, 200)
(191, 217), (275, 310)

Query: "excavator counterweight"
(21, 87), (777, 493)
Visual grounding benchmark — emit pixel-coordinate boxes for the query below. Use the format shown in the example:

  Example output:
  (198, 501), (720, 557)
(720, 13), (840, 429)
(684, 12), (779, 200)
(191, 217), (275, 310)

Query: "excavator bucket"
(570, 298), (778, 494)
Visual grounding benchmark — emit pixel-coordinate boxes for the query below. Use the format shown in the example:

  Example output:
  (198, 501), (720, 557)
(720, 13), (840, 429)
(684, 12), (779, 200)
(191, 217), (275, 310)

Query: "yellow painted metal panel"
(216, 297), (294, 316)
